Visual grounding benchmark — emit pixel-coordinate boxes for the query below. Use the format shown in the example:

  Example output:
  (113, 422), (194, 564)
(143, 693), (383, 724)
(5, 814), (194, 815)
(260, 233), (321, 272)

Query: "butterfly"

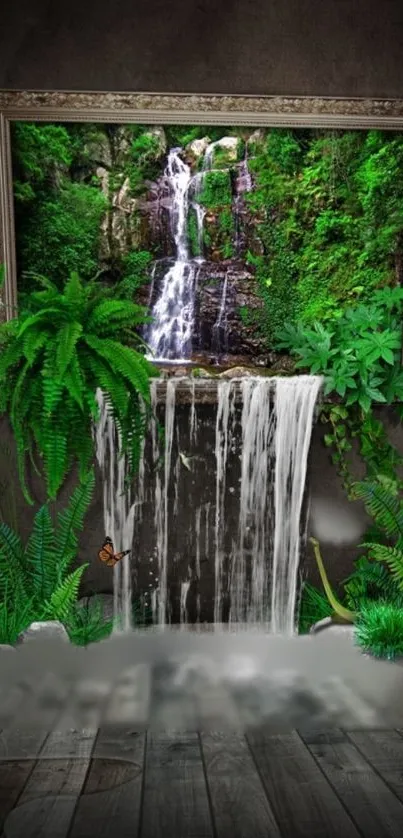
(98, 536), (131, 567)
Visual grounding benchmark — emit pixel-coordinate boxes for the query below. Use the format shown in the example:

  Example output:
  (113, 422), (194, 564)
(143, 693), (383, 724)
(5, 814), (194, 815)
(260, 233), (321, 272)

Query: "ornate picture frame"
(1, 89), (403, 319)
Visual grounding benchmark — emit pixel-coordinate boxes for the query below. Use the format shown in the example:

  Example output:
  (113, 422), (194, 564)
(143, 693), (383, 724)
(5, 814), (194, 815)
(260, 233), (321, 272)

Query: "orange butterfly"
(98, 536), (131, 567)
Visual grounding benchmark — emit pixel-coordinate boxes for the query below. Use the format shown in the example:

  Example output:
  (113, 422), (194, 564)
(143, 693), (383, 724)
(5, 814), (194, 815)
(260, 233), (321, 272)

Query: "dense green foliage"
(11, 122), (158, 295)
(0, 271), (156, 503)
(276, 286), (403, 494)
(248, 128), (403, 342)
(13, 123), (107, 290)
(0, 472), (94, 644)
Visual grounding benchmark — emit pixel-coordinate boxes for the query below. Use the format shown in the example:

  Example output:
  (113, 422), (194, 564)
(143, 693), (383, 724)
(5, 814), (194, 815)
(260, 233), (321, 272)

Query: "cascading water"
(146, 150), (197, 361)
(94, 389), (138, 632)
(135, 375), (322, 634)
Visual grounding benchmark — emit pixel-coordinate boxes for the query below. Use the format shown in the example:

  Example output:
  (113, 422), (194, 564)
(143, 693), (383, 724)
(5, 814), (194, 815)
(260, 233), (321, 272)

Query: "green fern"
(0, 472), (94, 642)
(0, 271), (158, 503)
(64, 596), (114, 646)
(352, 480), (403, 541)
(42, 565), (88, 622)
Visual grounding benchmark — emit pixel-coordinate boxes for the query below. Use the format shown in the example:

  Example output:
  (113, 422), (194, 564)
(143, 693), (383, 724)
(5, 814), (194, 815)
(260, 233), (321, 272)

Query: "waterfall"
(146, 150), (196, 361)
(136, 376), (322, 632)
(271, 376), (323, 633)
(94, 390), (137, 632)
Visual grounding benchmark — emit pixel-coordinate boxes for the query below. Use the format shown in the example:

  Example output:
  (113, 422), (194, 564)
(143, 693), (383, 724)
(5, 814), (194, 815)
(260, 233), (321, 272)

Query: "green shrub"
(354, 601), (403, 660)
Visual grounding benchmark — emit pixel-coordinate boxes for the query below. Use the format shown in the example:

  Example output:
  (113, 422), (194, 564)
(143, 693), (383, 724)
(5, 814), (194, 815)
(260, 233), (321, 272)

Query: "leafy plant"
(0, 271), (157, 502)
(64, 596), (114, 645)
(0, 471), (95, 643)
(342, 556), (402, 611)
(354, 601), (403, 660)
(353, 480), (403, 591)
(0, 586), (36, 645)
(276, 288), (403, 494)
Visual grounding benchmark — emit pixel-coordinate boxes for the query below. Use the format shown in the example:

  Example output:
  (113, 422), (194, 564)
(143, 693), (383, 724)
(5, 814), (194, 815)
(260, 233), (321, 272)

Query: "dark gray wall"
(1, 0), (403, 97)
(1, 408), (402, 606)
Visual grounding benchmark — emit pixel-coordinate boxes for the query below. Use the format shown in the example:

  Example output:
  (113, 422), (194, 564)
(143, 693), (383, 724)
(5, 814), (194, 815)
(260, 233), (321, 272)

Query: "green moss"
(197, 170), (232, 209)
(187, 207), (201, 258)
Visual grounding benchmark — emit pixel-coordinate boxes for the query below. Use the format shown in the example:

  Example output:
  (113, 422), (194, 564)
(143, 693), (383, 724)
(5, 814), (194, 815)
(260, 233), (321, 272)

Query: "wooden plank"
(1, 687), (103, 838)
(201, 732), (281, 838)
(301, 728), (403, 838)
(68, 726), (145, 838)
(346, 729), (403, 805)
(247, 729), (360, 838)
(140, 731), (214, 838)
(0, 682), (68, 832)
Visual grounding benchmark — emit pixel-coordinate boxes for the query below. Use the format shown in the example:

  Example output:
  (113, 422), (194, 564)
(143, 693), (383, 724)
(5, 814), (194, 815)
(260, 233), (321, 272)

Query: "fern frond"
(0, 524), (26, 595)
(41, 564), (88, 622)
(84, 336), (151, 401)
(55, 321), (83, 376)
(41, 375), (64, 417)
(42, 428), (68, 500)
(361, 543), (403, 591)
(22, 328), (49, 366)
(353, 481), (403, 540)
(24, 505), (56, 600)
(84, 353), (129, 419)
(55, 469), (95, 577)
(17, 306), (69, 338)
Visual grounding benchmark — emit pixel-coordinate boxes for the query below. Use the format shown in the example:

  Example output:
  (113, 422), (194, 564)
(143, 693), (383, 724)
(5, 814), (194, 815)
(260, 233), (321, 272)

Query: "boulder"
(186, 137), (211, 159)
(18, 621), (70, 644)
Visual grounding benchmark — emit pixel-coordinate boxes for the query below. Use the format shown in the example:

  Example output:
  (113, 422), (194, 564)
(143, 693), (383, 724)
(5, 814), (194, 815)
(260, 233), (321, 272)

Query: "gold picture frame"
(2, 88), (403, 319)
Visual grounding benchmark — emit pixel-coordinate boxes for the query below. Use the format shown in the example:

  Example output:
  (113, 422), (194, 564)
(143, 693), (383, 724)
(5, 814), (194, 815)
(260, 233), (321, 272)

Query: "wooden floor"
(1, 725), (403, 837)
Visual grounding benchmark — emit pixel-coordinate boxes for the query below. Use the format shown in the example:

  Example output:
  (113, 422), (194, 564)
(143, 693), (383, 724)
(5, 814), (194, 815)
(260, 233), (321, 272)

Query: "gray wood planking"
(2, 725), (403, 837)
(300, 728), (403, 838)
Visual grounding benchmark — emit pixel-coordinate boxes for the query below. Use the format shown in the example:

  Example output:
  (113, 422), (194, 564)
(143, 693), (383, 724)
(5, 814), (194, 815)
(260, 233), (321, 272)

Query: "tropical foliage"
(275, 286), (403, 494)
(0, 471), (94, 645)
(0, 271), (157, 502)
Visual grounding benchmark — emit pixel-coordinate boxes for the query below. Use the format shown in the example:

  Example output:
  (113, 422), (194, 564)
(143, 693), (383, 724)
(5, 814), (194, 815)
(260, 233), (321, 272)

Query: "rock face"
(193, 260), (266, 356)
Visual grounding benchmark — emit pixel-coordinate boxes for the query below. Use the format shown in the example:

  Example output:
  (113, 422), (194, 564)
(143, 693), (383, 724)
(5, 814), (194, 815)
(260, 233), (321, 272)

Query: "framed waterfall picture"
(0, 90), (403, 632)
